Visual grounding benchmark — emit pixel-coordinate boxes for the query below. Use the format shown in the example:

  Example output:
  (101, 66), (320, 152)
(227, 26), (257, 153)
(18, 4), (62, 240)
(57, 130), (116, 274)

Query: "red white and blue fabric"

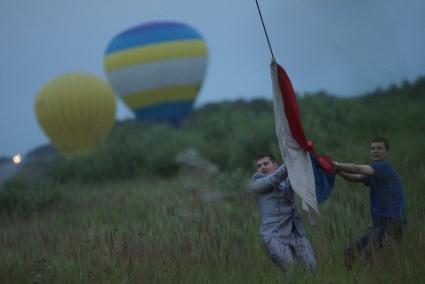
(270, 60), (335, 217)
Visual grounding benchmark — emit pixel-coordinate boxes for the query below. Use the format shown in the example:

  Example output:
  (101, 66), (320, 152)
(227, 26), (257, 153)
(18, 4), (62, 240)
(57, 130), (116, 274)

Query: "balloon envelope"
(34, 73), (116, 157)
(104, 21), (208, 125)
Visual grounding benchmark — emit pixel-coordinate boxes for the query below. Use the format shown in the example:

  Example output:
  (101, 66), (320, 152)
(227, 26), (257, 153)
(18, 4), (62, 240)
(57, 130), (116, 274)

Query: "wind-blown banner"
(270, 60), (335, 217)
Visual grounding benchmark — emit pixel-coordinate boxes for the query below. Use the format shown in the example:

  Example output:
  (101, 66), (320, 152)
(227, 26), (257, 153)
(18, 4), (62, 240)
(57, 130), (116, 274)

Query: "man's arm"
(333, 161), (374, 175)
(333, 161), (374, 183)
(337, 171), (368, 183)
(248, 165), (287, 194)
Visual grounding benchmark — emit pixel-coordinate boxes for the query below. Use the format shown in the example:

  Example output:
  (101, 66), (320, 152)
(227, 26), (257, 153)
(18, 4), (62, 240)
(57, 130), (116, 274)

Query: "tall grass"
(1, 171), (424, 283)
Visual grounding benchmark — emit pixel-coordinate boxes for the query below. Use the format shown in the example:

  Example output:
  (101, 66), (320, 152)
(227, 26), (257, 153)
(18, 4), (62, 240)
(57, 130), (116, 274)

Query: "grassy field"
(1, 173), (424, 283)
(1, 78), (424, 283)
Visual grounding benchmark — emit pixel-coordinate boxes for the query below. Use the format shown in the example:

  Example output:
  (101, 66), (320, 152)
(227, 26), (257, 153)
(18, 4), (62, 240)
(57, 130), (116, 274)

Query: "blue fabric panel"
(106, 24), (202, 54)
(310, 155), (335, 203)
(119, 22), (184, 37)
(133, 101), (194, 126)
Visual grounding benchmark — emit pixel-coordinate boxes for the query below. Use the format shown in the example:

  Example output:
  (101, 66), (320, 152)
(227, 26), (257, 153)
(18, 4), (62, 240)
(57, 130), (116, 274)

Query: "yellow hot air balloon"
(34, 73), (116, 157)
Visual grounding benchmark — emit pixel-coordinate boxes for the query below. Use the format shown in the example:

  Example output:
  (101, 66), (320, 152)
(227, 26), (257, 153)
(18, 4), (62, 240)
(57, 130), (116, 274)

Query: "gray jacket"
(249, 164), (306, 240)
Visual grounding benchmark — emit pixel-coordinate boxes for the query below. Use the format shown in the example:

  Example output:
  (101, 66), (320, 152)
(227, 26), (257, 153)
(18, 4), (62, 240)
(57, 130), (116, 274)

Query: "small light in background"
(12, 154), (22, 165)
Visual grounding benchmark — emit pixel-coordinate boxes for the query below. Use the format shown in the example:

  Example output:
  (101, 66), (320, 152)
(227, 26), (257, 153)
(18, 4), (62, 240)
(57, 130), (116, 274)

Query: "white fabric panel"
(106, 57), (207, 96)
(270, 60), (319, 218)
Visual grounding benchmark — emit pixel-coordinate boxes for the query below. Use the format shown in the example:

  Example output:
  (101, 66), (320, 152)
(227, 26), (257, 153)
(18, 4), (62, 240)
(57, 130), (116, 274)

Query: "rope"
(255, 0), (275, 60)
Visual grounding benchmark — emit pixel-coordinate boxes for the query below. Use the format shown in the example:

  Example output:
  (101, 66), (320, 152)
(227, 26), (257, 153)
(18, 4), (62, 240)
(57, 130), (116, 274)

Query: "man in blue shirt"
(332, 137), (407, 268)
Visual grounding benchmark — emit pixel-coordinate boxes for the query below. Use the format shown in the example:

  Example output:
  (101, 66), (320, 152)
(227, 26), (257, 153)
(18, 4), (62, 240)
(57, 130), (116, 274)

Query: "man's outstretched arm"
(248, 165), (288, 194)
(333, 161), (373, 183)
(337, 171), (368, 183)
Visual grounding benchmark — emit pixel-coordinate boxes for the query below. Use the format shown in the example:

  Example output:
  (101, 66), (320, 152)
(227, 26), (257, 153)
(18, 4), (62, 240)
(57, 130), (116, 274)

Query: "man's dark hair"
(372, 137), (390, 150)
(256, 153), (276, 162)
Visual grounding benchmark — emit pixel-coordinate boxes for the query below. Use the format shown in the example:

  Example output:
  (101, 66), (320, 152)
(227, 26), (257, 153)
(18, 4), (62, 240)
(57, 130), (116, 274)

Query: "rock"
(175, 148), (219, 175)
(174, 148), (219, 191)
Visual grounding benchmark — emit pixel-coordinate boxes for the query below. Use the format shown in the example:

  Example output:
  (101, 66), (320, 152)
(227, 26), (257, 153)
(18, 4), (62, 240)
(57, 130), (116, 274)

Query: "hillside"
(0, 76), (424, 283)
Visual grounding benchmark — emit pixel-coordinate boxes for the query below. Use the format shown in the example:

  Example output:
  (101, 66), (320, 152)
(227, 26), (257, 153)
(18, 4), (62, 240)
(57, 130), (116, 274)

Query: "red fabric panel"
(276, 63), (334, 174)
(317, 155), (334, 173)
(276, 64), (311, 151)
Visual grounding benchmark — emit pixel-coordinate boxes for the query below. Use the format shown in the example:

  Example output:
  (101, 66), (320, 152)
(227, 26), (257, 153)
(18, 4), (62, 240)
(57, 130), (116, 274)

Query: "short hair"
(255, 153), (276, 163)
(372, 137), (390, 150)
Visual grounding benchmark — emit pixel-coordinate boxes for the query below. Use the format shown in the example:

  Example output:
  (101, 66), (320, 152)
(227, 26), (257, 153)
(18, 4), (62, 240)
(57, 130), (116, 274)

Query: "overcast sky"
(1, 0), (424, 157)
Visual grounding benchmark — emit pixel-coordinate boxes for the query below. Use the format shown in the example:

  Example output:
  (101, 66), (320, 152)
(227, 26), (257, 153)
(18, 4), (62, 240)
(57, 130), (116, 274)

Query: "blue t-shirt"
(368, 160), (407, 223)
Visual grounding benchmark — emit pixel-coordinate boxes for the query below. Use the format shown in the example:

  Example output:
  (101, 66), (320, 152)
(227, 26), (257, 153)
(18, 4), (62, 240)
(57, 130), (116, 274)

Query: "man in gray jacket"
(249, 153), (317, 274)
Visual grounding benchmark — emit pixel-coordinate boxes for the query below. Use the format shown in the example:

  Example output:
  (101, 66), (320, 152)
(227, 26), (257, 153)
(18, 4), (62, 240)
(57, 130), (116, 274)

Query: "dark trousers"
(344, 216), (404, 269)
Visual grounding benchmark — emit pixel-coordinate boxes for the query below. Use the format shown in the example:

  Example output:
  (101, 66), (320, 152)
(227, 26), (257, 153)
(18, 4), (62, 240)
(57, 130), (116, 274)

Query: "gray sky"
(1, 0), (424, 157)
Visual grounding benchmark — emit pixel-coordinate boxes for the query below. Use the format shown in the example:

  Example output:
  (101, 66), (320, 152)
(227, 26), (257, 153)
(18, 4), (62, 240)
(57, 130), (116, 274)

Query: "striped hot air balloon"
(104, 21), (208, 125)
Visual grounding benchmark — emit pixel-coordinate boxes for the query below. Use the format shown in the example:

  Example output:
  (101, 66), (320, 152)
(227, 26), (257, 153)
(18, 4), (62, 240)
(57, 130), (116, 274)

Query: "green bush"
(183, 99), (279, 171)
(0, 178), (63, 216)
(48, 121), (184, 182)
(45, 76), (425, 183)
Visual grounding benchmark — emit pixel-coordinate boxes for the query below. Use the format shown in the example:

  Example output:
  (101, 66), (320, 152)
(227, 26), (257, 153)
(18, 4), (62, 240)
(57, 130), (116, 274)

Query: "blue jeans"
(344, 216), (404, 269)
